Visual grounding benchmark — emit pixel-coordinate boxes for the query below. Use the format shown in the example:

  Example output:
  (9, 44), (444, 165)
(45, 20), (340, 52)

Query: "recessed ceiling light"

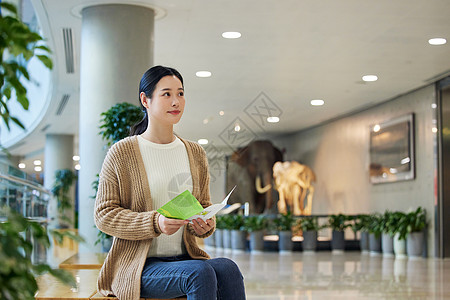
(362, 75), (378, 82)
(310, 99), (324, 106)
(196, 71), (212, 78)
(198, 139), (208, 145)
(219, 111), (224, 116)
(222, 32), (241, 39)
(73, 155), (80, 161)
(234, 124), (241, 132)
(34, 166), (42, 172)
(432, 127), (438, 133)
(428, 38), (447, 45)
(75, 164), (81, 170)
(33, 160), (41, 166)
(267, 117), (280, 123)
(373, 124), (381, 132)
(18, 163), (26, 169)
(431, 103), (437, 109)
(203, 118), (209, 124)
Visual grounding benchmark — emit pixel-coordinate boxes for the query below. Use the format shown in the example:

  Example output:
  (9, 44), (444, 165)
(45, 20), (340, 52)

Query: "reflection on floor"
(207, 248), (450, 300)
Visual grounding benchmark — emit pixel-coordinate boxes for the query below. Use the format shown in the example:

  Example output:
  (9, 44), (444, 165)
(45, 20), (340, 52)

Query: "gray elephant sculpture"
(226, 140), (283, 214)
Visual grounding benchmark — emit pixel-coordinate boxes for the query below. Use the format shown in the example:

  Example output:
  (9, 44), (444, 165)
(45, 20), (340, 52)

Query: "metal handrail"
(0, 173), (51, 195)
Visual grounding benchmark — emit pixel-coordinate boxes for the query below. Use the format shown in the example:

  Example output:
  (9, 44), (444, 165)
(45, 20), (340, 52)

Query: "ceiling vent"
(62, 28), (75, 74)
(56, 94), (70, 116)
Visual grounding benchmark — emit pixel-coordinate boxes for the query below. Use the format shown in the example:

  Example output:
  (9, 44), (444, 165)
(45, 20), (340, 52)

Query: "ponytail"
(129, 112), (148, 136)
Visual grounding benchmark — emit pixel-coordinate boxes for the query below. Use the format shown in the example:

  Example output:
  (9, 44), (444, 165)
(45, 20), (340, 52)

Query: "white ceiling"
(9, 0), (450, 174)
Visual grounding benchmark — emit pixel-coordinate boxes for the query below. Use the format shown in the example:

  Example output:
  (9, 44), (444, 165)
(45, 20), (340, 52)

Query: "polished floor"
(206, 248), (450, 300)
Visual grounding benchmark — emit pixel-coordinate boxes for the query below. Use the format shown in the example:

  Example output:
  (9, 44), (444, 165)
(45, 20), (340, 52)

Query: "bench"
(35, 268), (186, 300)
(59, 252), (107, 270)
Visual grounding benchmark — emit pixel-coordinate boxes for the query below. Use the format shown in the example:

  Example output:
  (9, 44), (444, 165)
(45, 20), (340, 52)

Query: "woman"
(94, 65), (246, 300)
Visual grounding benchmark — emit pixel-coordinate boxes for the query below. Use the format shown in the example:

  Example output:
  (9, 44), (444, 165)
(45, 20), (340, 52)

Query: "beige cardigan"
(94, 136), (214, 300)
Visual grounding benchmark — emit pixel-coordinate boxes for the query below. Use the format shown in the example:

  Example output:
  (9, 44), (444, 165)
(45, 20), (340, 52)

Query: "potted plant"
(214, 215), (225, 249)
(328, 214), (351, 252)
(405, 207), (427, 257)
(380, 210), (395, 256)
(390, 211), (408, 258)
(51, 169), (77, 229)
(243, 215), (268, 252)
(272, 212), (296, 252)
(221, 214), (235, 250)
(367, 213), (383, 254)
(93, 103), (144, 251)
(229, 214), (247, 252)
(351, 214), (371, 253)
(298, 216), (322, 252)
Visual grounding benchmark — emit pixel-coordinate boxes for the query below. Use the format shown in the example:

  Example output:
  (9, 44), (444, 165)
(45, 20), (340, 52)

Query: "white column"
(44, 134), (75, 228)
(78, 4), (154, 252)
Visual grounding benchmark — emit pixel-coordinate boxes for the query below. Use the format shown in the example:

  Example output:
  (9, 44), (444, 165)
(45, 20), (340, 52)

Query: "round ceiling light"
(362, 75), (378, 82)
(428, 38), (447, 45)
(267, 117), (280, 123)
(222, 32), (241, 39)
(310, 99), (325, 106)
(196, 71), (212, 78)
(198, 139), (209, 145)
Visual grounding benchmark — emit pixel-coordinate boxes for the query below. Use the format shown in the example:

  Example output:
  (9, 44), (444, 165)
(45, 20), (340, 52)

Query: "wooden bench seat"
(59, 252), (107, 270)
(35, 268), (186, 300)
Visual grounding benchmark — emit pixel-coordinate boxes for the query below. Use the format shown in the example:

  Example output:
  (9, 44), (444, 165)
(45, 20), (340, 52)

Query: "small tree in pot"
(405, 207), (427, 257)
(328, 214), (351, 252)
(93, 103), (144, 251)
(297, 216), (323, 252)
(243, 215), (268, 252)
(351, 214), (371, 252)
(272, 212), (296, 253)
(367, 213), (383, 254)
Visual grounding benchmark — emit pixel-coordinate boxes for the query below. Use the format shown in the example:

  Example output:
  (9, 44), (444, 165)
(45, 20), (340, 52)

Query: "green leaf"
(0, 3), (18, 16)
(10, 116), (25, 129)
(36, 55), (53, 69)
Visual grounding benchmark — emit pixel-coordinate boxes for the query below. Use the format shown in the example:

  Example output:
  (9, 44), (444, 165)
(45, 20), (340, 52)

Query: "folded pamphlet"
(157, 186), (237, 221)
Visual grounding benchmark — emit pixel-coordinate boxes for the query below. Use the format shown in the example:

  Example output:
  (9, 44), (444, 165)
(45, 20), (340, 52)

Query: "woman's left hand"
(191, 218), (215, 235)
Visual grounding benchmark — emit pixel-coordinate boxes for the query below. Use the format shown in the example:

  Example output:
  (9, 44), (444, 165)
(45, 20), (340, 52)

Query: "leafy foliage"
(51, 169), (77, 227)
(272, 212), (296, 232)
(243, 215), (269, 232)
(99, 102), (144, 146)
(297, 216), (323, 232)
(328, 214), (352, 231)
(0, 208), (77, 300)
(367, 213), (383, 238)
(0, 2), (52, 131)
(406, 207), (427, 233)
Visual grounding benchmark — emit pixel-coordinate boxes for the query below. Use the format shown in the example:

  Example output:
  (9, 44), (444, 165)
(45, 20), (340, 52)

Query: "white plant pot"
(393, 233), (406, 258)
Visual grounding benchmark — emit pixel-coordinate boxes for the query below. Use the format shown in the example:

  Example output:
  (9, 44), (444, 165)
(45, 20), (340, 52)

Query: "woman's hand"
(158, 214), (189, 235)
(191, 218), (215, 236)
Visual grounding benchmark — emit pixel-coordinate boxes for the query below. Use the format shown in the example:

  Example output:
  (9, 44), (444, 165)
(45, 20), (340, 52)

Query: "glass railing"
(0, 171), (51, 263)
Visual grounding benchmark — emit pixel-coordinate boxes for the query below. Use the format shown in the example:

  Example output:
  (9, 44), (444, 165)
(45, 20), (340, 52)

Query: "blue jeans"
(140, 254), (246, 299)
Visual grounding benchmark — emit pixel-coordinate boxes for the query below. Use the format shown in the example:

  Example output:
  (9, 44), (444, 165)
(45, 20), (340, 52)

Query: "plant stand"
(407, 231), (424, 258)
(249, 231), (264, 252)
(231, 230), (247, 252)
(331, 230), (345, 252)
(302, 231), (317, 252)
(360, 231), (369, 253)
(278, 231), (293, 253)
(381, 233), (394, 256)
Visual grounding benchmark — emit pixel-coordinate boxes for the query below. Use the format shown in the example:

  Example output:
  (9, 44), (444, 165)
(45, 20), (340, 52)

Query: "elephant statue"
(226, 140), (283, 214)
(273, 161), (316, 216)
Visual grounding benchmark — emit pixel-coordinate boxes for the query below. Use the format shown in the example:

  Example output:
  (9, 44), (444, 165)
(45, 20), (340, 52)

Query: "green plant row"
(215, 207), (427, 241)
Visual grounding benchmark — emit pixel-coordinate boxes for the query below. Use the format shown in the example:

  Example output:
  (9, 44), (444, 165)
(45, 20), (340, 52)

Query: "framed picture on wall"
(369, 113), (415, 184)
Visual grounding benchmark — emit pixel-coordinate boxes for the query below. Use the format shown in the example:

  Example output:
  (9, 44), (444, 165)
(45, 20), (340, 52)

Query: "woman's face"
(142, 75), (185, 126)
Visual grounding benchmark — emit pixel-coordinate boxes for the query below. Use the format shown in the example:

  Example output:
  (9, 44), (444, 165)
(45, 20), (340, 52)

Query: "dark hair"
(129, 65), (184, 136)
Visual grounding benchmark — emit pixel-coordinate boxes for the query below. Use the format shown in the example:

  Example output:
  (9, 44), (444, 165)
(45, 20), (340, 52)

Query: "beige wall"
(273, 84), (437, 256)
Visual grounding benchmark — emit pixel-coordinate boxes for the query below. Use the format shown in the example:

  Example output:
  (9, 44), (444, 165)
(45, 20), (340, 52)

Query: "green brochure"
(157, 190), (204, 220)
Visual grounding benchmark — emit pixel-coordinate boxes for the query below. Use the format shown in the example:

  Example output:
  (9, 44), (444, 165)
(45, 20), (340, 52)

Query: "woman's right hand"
(158, 214), (189, 235)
